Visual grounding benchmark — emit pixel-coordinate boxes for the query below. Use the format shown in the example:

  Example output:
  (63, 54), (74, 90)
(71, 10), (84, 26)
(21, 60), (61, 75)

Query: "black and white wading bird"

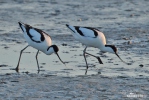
(16, 22), (65, 72)
(66, 24), (128, 74)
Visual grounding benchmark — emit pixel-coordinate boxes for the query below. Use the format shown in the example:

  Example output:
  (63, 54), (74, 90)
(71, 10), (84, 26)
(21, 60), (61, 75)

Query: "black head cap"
(105, 45), (117, 53)
(52, 45), (59, 53)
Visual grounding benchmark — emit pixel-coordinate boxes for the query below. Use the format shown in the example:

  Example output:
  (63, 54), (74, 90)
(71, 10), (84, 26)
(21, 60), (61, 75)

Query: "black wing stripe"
(34, 28), (45, 41)
(19, 22), (52, 43)
(84, 27), (98, 37)
(74, 26), (99, 38)
(75, 27), (84, 36)
(26, 26), (45, 43)
(26, 26), (35, 41)
(67, 25), (99, 38)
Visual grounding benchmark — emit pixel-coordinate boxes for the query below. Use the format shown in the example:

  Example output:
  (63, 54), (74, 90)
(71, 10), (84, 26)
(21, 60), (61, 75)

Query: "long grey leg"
(83, 46), (88, 75)
(16, 45), (29, 72)
(83, 47), (103, 75)
(35, 50), (40, 71)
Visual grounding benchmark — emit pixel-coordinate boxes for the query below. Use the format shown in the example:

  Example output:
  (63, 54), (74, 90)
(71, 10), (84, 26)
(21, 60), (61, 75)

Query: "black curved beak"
(56, 53), (65, 65)
(115, 53), (128, 65)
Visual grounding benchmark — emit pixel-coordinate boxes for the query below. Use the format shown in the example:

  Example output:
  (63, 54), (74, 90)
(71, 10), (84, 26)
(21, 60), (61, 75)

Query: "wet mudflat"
(0, 0), (149, 99)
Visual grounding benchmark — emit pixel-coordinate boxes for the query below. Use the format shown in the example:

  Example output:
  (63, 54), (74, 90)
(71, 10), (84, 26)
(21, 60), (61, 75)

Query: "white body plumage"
(66, 24), (127, 74)
(19, 22), (54, 55)
(15, 22), (65, 72)
(66, 24), (115, 53)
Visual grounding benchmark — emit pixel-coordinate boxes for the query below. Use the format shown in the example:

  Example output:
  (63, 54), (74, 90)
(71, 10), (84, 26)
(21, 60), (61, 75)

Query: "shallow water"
(0, 41), (149, 77)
